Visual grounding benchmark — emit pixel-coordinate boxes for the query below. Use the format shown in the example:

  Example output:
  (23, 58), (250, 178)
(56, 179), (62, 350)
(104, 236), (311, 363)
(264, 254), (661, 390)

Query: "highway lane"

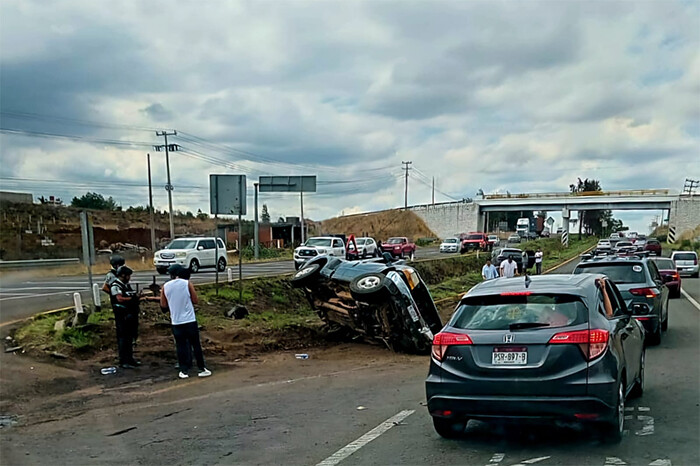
(2, 273), (697, 465)
(0, 246), (444, 324)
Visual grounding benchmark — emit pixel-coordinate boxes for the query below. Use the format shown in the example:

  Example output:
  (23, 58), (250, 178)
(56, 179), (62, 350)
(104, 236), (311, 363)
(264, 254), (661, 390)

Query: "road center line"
(316, 409), (415, 466)
(680, 289), (700, 311)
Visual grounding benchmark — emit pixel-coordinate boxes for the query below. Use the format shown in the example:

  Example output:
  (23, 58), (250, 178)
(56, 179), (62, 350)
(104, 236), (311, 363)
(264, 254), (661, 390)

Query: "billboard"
(210, 174), (247, 215)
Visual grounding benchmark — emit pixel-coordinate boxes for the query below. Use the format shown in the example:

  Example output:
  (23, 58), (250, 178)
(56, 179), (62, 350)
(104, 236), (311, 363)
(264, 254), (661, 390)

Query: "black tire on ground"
(629, 351), (645, 399)
(432, 417), (467, 439)
(647, 322), (662, 346)
(602, 380), (625, 444)
(156, 267), (168, 275)
(217, 258), (227, 272)
(692, 272), (699, 278)
(290, 263), (323, 288)
(672, 288), (681, 299)
(189, 259), (200, 273)
(349, 273), (390, 303)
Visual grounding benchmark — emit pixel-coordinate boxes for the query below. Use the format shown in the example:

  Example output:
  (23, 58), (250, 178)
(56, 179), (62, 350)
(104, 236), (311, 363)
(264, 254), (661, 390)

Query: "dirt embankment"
(320, 209), (436, 241)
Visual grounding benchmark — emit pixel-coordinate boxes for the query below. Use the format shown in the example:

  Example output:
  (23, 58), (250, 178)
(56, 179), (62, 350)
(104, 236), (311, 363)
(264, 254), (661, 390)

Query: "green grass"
(271, 294), (290, 305)
(430, 272), (482, 301)
(15, 314), (64, 346)
(87, 309), (113, 325)
(200, 286), (255, 304)
(60, 327), (98, 350)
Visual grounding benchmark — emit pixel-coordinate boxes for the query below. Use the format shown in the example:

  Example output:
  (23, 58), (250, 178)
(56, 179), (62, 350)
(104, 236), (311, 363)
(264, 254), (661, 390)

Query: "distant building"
(0, 191), (33, 204)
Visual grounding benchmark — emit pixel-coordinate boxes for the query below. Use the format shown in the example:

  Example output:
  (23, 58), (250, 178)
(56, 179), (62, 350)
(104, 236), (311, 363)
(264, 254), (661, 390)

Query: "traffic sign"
(210, 174), (246, 215)
(546, 217), (555, 225)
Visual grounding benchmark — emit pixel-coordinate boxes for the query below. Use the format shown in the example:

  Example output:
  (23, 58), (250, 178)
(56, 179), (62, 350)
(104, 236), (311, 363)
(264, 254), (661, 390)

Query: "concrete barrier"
(0, 258), (80, 270)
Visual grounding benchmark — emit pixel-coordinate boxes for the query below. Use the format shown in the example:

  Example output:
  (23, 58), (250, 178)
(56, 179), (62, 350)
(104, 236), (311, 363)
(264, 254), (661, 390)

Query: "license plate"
(492, 347), (527, 365)
(406, 305), (419, 322)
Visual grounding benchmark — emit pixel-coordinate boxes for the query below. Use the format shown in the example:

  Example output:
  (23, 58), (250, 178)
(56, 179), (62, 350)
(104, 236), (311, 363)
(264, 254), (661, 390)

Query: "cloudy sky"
(1, 0), (698, 233)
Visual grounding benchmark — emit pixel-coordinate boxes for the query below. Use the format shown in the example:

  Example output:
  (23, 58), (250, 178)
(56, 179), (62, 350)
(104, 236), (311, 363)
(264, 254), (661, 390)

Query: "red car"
(459, 232), (490, 253)
(650, 257), (682, 298)
(644, 239), (662, 256)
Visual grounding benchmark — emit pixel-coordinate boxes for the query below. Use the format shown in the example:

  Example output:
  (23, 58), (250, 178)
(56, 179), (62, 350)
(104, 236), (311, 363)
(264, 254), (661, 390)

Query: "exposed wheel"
(217, 257), (227, 272)
(349, 273), (391, 303)
(630, 350), (645, 399)
(290, 262), (323, 288)
(602, 380), (625, 443)
(156, 267), (168, 275)
(432, 417), (467, 439)
(189, 259), (200, 273)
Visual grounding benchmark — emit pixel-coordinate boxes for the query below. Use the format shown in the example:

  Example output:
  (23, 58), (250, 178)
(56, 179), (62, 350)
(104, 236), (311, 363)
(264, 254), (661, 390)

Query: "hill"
(320, 209), (437, 241)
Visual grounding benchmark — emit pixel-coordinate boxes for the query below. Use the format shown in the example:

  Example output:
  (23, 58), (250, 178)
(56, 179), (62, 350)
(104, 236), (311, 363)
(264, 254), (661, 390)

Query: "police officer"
(102, 255), (125, 294)
(110, 265), (141, 369)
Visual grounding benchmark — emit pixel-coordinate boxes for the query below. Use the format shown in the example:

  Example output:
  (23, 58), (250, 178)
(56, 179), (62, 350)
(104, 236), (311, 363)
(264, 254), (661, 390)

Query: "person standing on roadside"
(482, 258), (499, 280)
(102, 255), (125, 294)
(110, 266), (141, 369)
(535, 248), (544, 275)
(500, 256), (520, 278)
(161, 264), (211, 379)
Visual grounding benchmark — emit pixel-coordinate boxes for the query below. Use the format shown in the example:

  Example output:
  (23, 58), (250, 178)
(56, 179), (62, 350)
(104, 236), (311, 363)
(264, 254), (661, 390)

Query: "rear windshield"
(574, 263), (646, 284)
(651, 258), (675, 269)
(451, 294), (587, 330)
(386, 238), (404, 244)
(466, 234), (483, 240)
(674, 253), (697, 261)
(617, 241), (633, 247)
(647, 240), (659, 245)
(444, 238), (458, 244)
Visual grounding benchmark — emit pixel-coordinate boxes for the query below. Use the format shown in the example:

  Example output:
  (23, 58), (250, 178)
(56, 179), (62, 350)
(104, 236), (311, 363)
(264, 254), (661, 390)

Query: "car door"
(647, 261), (668, 322)
(600, 282), (636, 390)
(331, 238), (343, 256)
(366, 239), (376, 255)
(216, 238), (226, 263)
(199, 239), (216, 267)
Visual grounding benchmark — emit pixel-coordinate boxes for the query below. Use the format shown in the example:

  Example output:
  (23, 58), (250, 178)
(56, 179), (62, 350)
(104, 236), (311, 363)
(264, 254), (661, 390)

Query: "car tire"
(602, 380), (625, 444)
(290, 263), (323, 288)
(648, 322), (662, 346)
(629, 350), (645, 399)
(189, 259), (200, 273)
(217, 258), (227, 272)
(349, 273), (390, 303)
(156, 267), (168, 275)
(432, 417), (467, 439)
(692, 271), (699, 278)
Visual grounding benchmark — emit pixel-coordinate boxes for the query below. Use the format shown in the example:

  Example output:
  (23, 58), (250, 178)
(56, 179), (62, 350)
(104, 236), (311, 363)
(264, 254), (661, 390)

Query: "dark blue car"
(425, 274), (645, 443)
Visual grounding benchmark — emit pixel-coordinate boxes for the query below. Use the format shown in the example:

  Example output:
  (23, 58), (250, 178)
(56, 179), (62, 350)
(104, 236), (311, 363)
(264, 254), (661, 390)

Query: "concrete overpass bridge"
(408, 189), (699, 241)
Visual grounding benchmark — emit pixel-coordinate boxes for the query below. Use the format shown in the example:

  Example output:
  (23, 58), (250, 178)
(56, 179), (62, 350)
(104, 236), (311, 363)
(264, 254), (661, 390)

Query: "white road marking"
(521, 457), (551, 464)
(681, 289), (700, 311)
(488, 453), (505, 464)
(624, 407), (635, 412)
(0, 290), (87, 302)
(0, 286), (90, 292)
(604, 457), (627, 465)
(649, 460), (672, 466)
(635, 415), (654, 436)
(637, 406), (650, 412)
(316, 410), (415, 466)
(624, 415), (634, 420)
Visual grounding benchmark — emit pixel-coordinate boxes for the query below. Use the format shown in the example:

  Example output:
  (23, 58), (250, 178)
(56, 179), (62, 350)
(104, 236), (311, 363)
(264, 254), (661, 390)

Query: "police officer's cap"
(110, 255), (126, 268)
(116, 265), (133, 277)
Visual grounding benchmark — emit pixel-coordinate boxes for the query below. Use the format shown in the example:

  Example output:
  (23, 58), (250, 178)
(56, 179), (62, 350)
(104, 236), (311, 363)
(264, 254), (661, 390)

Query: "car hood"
(157, 249), (190, 255)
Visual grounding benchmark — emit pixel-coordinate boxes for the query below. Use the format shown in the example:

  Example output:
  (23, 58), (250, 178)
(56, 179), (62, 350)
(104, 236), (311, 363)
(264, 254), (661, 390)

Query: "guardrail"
(483, 189), (672, 200)
(0, 258), (81, 270)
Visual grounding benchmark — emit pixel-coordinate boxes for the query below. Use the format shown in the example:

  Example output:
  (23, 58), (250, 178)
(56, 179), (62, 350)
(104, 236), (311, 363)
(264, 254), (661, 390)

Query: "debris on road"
(356, 406), (367, 411)
(4, 346), (23, 353)
(50, 351), (68, 359)
(101, 367), (118, 375)
(295, 354), (309, 360)
(225, 305), (249, 319)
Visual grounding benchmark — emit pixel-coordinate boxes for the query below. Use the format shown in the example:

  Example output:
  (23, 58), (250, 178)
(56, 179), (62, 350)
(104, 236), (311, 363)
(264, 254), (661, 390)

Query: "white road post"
(92, 283), (101, 312)
(72, 292), (88, 327)
(227, 267), (233, 283)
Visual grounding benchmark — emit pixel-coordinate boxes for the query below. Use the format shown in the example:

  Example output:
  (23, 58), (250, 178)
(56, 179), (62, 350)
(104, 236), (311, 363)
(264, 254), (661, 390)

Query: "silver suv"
(154, 237), (227, 274)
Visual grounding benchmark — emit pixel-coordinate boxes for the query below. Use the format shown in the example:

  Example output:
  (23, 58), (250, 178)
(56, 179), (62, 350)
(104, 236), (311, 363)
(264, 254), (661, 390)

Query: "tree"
(126, 205), (148, 213)
(569, 178), (617, 236)
(261, 204), (271, 223)
(71, 192), (119, 210)
(196, 209), (209, 220)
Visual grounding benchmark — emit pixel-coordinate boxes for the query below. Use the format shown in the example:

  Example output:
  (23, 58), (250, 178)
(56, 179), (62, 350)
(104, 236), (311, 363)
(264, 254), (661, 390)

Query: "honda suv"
(154, 237), (227, 274)
(425, 274), (644, 443)
(574, 256), (669, 345)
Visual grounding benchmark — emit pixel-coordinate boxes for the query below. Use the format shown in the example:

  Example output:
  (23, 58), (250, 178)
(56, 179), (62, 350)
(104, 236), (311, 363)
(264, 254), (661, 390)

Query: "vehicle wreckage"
(290, 254), (444, 353)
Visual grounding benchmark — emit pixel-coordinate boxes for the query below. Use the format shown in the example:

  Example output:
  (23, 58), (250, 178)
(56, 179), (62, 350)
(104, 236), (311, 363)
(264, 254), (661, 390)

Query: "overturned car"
(290, 255), (443, 354)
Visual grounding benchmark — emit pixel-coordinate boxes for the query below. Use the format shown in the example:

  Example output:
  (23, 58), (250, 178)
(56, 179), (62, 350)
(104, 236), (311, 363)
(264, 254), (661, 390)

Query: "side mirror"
(197, 246), (204, 250)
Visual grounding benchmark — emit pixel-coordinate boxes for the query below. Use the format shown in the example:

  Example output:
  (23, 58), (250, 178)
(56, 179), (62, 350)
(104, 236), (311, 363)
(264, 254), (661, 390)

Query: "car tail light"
(500, 291), (532, 296)
(432, 332), (472, 361)
(549, 329), (609, 361)
(629, 288), (658, 298)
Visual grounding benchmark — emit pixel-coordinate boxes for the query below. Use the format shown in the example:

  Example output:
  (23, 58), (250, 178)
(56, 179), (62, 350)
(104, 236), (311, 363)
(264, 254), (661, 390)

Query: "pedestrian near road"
(102, 255), (125, 294)
(161, 264), (211, 379)
(535, 248), (544, 275)
(482, 259), (499, 280)
(110, 266), (141, 369)
(500, 256), (520, 278)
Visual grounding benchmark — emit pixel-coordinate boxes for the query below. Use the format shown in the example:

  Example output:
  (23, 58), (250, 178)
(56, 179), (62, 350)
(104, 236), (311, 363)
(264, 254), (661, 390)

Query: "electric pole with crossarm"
(154, 130), (178, 239)
(402, 161), (412, 210)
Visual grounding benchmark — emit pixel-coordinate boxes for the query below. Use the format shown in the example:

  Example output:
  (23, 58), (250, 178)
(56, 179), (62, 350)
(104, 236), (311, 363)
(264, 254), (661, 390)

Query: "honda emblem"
(503, 334), (514, 343)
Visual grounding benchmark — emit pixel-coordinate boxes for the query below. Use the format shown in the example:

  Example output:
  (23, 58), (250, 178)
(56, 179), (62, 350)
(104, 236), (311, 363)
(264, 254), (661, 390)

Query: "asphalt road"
(0, 246), (444, 324)
(2, 259), (698, 465)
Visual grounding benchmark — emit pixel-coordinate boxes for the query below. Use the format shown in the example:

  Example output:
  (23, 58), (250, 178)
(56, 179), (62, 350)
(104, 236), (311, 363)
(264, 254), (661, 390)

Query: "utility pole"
(154, 130), (178, 239)
(254, 183), (259, 260)
(402, 161), (412, 210)
(682, 178), (699, 196)
(147, 153), (156, 251)
(432, 176), (435, 205)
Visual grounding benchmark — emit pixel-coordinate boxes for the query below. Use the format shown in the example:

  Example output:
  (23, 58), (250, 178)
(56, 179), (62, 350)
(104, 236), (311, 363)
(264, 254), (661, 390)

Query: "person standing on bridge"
(482, 258), (499, 280)
(110, 265), (141, 369)
(535, 248), (544, 275)
(161, 264), (211, 379)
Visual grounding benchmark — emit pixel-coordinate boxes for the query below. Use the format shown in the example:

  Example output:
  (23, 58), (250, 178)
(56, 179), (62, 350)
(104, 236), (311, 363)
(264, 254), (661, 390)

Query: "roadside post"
(258, 176), (317, 247)
(210, 174), (247, 301)
(92, 283), (101, 312)
(561, 208), (570, 248)
(79, 211), (94, 292)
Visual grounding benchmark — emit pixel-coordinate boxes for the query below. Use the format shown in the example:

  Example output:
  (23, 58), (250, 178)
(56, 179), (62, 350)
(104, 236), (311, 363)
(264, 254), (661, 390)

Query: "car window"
(673, 253), (697, 261)
(451, 294), (587, 330)
(597, 283), (622, 319)
(652, 258), (675, 269)
(387, 238), (404, 244)
(647, 261), (662, 282)
(217, 239), (225, 249)
(333, 239), (342, 247)
(574, 263), (646, 284)
(200, 239), (216, 250)
(166, 239), (198, 250)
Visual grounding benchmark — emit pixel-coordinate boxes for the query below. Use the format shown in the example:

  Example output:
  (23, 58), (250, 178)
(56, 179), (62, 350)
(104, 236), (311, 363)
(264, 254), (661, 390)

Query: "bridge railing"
(483, 189), (671, 200)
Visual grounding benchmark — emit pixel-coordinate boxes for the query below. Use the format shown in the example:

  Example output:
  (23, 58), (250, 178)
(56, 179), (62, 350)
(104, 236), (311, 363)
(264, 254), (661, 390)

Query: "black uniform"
(110, 279), (140, 366)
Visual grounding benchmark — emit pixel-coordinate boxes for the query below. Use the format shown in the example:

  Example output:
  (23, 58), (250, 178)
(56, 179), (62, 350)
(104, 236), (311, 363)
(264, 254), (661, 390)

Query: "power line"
(0, 127), (154, 148)
(0, 110), (163, 132)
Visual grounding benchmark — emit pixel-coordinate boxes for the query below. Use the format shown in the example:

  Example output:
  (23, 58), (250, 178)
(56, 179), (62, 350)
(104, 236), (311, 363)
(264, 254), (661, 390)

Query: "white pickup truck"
(293, 236), (346, 270)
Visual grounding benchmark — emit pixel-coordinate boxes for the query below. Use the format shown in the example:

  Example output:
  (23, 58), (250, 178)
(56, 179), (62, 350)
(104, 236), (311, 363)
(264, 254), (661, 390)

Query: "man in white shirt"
(535, 248), (544, 274)
(482, 259), (499, 280)
(161, 265), (211, 379)
(500, 256), (520, 278)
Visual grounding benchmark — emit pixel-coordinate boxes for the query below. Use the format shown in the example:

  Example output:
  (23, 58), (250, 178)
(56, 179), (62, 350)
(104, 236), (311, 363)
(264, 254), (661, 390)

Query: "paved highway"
(2, 258), (697, 465)
(0, 246), (444, 324)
